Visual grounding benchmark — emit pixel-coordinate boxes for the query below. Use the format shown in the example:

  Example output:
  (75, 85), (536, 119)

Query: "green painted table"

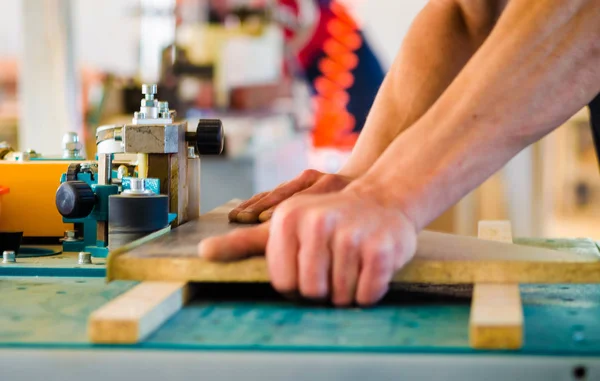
(0, 238), (599, 381)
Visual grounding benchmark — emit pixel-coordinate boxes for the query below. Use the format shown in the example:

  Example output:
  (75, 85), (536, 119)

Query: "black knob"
(66, 163), (81, 181)
(55, 181), (95, 219)
(187, 119), (224, 155)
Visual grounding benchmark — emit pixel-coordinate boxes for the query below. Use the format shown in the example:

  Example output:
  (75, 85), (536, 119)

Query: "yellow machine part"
(0, 161), (72, 237)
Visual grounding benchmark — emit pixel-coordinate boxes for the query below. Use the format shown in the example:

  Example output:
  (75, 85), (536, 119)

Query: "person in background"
(278, 0), (385, 148)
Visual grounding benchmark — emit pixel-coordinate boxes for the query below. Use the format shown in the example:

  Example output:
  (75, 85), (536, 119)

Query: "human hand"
(201, 188), (417, 306)
(228, 169), (353, 224)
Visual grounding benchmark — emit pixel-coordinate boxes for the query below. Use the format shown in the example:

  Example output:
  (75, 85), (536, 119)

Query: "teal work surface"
(0, 236), (599, 356)
(1, 276), (599, 356)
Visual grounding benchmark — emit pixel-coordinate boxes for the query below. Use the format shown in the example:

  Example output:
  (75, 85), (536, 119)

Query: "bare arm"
(340, 0), (508, 177)
(350, 0), (600, 231)
(229, 0), (509, 223)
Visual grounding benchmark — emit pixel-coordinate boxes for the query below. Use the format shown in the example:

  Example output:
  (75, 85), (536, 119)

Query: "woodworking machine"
(54, 84), (224, 257)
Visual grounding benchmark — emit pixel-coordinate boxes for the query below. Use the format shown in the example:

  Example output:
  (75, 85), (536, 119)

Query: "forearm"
(339, 0), (504, 177)
(351, 0), (600, 230)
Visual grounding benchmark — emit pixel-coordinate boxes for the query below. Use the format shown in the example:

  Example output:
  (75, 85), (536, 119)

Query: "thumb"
(198, 222), (270, 261)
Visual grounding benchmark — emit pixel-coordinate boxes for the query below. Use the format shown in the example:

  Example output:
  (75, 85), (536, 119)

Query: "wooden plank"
(106, 201), (600, 284)
(88, 281), (191, 344)
(470, 220), (523, 349)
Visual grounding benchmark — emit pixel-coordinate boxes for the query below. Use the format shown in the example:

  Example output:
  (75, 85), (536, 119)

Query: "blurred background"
(0, 0), (598, 239)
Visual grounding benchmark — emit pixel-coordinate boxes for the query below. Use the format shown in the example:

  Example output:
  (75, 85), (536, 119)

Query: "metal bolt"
(64, 230), (77, 242)
(78, 252), (92, 265)
(141, 98), (158, 108)
(130, 177), (145, 192)
(62, 132), (82, 158)
(142, 84), (157, 100)
(187, 146), (197, 158)
(2, 251), (15, 263)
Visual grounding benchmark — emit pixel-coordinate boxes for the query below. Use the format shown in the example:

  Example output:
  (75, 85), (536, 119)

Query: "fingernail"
(258, 211), (272, 222)
(197, 241), (207, 258)
(236, 211), (258, 223)
(198, 239), (218, 259)
(228, 208), (242, 219)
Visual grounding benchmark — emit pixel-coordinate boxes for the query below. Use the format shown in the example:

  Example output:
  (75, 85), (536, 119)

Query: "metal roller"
(108, 179), (169, 250)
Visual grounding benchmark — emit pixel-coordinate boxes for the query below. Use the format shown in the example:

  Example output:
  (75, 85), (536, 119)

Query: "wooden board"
(107, 201), (600, 284)
(470, 220), (523, 349)
(88, 281), (191, 344)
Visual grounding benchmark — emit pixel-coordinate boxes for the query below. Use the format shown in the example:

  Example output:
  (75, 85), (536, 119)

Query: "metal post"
(98, 153), (112, 186)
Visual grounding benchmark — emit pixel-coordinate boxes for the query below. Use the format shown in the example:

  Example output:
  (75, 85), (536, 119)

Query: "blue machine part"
(59, 168), (168, 258)
(121, 177), (160, 195)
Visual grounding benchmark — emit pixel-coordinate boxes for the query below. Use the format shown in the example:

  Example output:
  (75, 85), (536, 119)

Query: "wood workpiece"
(88, 281), (191, 344)
(107, 200), (600, 284)
(470, 220), (523, 349)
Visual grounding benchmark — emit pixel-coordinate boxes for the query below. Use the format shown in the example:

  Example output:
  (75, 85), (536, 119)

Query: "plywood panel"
(107, 201), (600, 284)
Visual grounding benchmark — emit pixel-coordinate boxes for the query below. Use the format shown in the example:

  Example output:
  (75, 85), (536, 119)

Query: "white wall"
(72, 0), (140, 76)
(0, 1), (22, 58)
(351, 0), (428, 69)
(0, 0), (140, 76)
(0, 0), (428, 74)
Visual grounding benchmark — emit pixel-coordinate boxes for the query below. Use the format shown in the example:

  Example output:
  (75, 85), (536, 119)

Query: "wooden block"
(470, 220), (523, 349)
(469, 283), (523, 349)
(88, 281), (191, 344)
(106, 201), (600, 284)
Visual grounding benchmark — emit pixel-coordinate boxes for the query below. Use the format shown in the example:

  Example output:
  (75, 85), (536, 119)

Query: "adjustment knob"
(189, 119), (224, 155)
(55, 181), (95, 219)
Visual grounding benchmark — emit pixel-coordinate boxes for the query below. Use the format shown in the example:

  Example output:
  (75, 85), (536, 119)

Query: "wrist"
(343, 177), (422, 233)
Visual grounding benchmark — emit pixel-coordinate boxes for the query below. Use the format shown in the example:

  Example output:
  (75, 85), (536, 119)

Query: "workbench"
(1, 239), (599, 381)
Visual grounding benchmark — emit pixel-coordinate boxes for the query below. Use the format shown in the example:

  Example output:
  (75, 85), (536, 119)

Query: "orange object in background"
(0, 185), (8, 221)
(0, 162), (71, 238)
(311, 1), (362, 150)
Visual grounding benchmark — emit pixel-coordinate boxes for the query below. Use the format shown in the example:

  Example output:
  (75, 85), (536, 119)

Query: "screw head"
(2, 251), (16, 263)
(78, 251), (92, 265)
(141, 84), (157, 96)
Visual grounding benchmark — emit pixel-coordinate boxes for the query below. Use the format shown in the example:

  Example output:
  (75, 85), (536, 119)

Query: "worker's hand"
(201, 188), (417, 306)
(228, 169), (353, 224)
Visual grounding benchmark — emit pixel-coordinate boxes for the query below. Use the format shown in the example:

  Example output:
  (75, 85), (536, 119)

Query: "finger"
(199, 223), (270, 261)
(257, 175), (350, 222)
(228, 192), (269, 222)
(266, 203), (300, 293)
(331, 229), (361, 307)
(236, 170), (323, 223)
(298, 209), (335, 301)
(356, 233), (396, 306)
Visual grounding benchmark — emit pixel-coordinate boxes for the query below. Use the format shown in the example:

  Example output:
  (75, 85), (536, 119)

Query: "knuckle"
(305, 209), (327, 232)
(336, 231), (357, 253)
(272, 201), (301, 230)
(364, 250), (392, 277)
(300, 169), (321, 182)
(322, 174), (347, 189)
